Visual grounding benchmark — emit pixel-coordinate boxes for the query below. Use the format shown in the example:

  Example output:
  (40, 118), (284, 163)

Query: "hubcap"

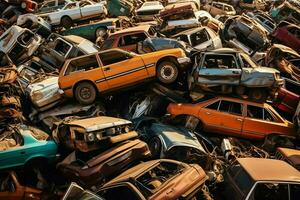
(80, 87), (91, 99)
(161, 65), (175, 80)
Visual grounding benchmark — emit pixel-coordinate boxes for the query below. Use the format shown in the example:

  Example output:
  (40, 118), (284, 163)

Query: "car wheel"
(149, 137), (161, 158)
(249, 88), (267, 102)
(61, 16), (73, 29)
(157, 61), (178, 84)
(75, 82), (97, 105)
(95, 27), (107, 38)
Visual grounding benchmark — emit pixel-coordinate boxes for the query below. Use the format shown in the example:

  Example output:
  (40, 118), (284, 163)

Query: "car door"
(98, 49), (148, 89)
(199, 100), (244, 136)
(118, 33), (148, 52)
(242, 104), (287, 140)
(62, 2), (81, 20)
(192, 28), (213, 50)
(79, 1), (99, 18)
(197, 54), (241, 85)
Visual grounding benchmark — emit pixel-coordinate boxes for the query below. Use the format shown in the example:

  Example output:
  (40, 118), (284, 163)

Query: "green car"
(0, 125), (58, 170)
(62, 18), (120, 41)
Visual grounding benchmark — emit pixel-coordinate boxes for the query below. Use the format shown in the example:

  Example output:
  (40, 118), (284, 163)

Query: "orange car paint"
(167, 97), (296, 140)
(59, 48), (186, 98)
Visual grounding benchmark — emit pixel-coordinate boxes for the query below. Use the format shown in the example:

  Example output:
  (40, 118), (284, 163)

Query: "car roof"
(64, 116), (131, 132)
(109, 25), (151, 36)
(202, 96), (270, 107)
(207, 48), (240, 54)
(102, 159), (185, 187)
(172, 26), (208, 36)
(237, 158), (300, 182)
(277, 147), (300, 166)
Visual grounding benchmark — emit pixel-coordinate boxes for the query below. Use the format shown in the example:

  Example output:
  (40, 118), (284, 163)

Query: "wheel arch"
(72, 80), (99, 96)
(155, 56), (179, 69)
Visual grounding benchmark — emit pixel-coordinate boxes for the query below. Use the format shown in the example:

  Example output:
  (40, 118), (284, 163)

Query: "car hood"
(150, 123), (206, 154)
(252, 66), (279, 74)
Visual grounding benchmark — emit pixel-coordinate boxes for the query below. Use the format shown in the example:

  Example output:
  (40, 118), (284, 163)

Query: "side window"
(79, 1), (91, 7)
(54, 39), (72, 56)
(177, 35), (189, 44)
(190, 29), (209, 46)
(233, 169), (253, 195)
(0, 173), (15, 192)
(202, 54), (238, 69)
(118, 33), (147, 46)
(65, 3), (76, 9)
(247, 105), (263, 120)
(65, 55), (99, 75)
(263, 109), (275, 122)
(250, 183), (288, 200)
(45, 1), (55, 7)
(214, 3), (223, 9)
(288, 27), (300, 39)
(290, 184), (300, 200)
(205, 101), (220, 110)
(219, 100), (243, 115)
(99, 50), (131, 66)
(101, 38), (114, 50)
(99, 185), (141, 200)
(224, 5), (232, 11)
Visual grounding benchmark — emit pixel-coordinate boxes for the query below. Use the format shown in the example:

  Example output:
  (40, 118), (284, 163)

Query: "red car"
(273, 23), (300, 53)
(273, 87), (300, 115)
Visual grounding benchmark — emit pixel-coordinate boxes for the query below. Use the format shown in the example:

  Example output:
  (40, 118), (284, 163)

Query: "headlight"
(106, 128), (115, 136)
(96, 132), (102, 140)
(87, 133), (95, 142)
(124, 126), (130, 133)
(31, 91), (43, 101)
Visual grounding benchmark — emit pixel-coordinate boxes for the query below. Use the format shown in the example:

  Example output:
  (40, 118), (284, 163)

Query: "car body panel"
(167, 97), (296, 140)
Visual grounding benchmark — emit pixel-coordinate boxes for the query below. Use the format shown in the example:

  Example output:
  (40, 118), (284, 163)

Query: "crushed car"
(189, 48), (284, 101)
(172, 26), (222, 51)
(135, 1), (164, 22)
(52, 116), (138, 152)
(221, 15), (269, 56)
(96, 159), (211, 200)
(38, 34), (100, 70)
(57, 139), (151, 187)
(0, 25), (42, 65)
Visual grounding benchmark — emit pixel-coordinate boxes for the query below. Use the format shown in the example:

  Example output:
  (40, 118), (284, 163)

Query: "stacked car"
(0, 0), (300, 199)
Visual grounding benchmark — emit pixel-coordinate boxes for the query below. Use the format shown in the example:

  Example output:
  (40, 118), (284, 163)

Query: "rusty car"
(57, 139), (151, 187)
(189, 48), (284, 102)
(222, 158), (300, 200)
(275, 147), (300, 171)
(96, 159), (210, 200)
(52, 116), (138, 152)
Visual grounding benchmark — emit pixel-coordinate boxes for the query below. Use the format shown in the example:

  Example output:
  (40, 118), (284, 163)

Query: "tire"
(61, 16), (73, 29)
(149, 137), (161, 158)
(249, 88), (267, 102)
(95, 27), (107, 38)
(157, 61), (179, 84)
(74, 82), (97, 105)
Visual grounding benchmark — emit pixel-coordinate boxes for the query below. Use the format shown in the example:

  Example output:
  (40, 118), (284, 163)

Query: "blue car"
(0, 125), (58, 170)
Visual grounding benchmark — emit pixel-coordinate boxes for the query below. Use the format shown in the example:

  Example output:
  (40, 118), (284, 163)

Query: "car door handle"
(206, 112), (211, 115)
(20, 151), (25, 154)
(103, 67), (110, 71)
(236, 118), (242, 121)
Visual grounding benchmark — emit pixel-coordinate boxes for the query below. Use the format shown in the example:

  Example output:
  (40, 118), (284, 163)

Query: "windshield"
(78, 41), (100, 54)
(29, 127), (49, 140)
(241, 53), (258, 68)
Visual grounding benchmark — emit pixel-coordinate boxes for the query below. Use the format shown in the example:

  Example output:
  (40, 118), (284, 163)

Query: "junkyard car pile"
(0, 0), (300, 199)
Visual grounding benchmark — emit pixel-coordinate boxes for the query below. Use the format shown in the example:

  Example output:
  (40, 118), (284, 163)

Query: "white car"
(172, 26), (222, 51)
(135, 1), (164, 21)
(203, 2), (236, 17)
(46, 0), (107, 28)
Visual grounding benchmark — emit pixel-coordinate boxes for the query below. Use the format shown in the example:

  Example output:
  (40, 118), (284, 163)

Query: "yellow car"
(58, 48), (190, 104)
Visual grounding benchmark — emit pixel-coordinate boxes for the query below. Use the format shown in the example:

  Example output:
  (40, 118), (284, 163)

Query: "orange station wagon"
(58, 48), (190, 104)
(167, 97), (296, 140)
